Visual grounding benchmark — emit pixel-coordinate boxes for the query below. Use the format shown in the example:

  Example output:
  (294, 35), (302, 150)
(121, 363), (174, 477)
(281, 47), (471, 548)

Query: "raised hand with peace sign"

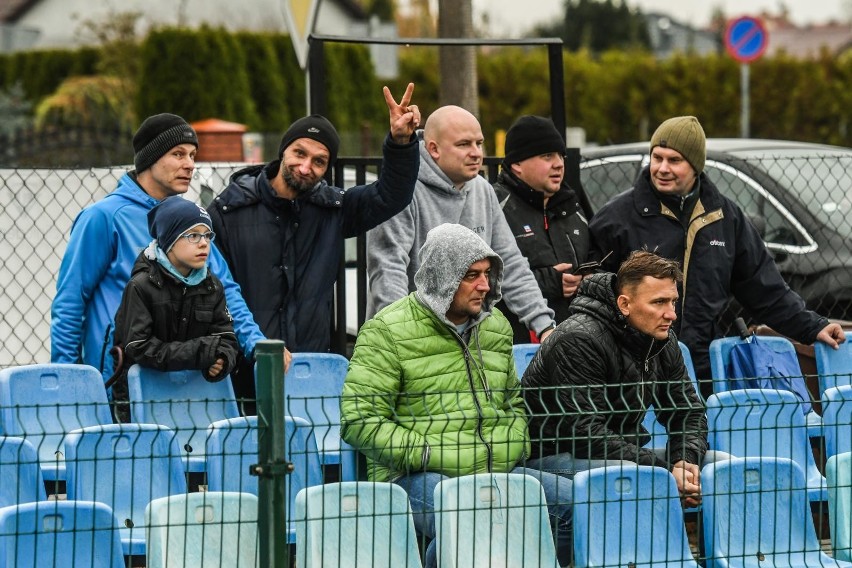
(384, 82), (421, 145)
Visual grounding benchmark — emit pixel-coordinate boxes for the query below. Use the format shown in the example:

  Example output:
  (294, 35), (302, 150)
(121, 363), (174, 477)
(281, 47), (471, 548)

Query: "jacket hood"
(571, 272), (671, 360)
(414, 223), (503, 327)
(219, 161), (336, 212)
(111, 172), (160, 209)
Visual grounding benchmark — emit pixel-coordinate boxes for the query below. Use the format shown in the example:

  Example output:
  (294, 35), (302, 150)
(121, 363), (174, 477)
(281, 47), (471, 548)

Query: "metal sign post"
(725, 16), (769, 139)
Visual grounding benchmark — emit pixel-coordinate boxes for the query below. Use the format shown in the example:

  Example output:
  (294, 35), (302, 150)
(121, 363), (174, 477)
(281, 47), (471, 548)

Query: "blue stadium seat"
(339, 439), (361, 482)
(827, 452), (852, 562)
(127, 365), (240, 473)
(678, 340), (702, 401)
(283, 353), (348, 467)
(206, 415), (323, 543)
(434, 473), (559, 568)
(572, 465), (698, 568)
(0, 364), (113, 481)
(822, 385), (852, 459)
(295, 482), (421, 568)
(815, 332), (852, 396)
(709, 336), (821, 437)
(512, 343), (540, 379)
(64, 424), (187, 556)
(702, 457), (849, 568)
(641, 406), (669, 450)
(706, 389), (826, 502)
(145, 491), (258, 568)
(0, 500), (125, 568)
(0, 437), (45, 508)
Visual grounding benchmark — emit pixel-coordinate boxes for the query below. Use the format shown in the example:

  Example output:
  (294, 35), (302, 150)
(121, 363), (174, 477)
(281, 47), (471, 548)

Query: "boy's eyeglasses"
(179, 231), (215, 244)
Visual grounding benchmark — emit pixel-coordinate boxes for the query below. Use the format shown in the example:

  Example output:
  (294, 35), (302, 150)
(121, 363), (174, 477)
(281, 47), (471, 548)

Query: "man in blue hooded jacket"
(51, 113), (267, 389)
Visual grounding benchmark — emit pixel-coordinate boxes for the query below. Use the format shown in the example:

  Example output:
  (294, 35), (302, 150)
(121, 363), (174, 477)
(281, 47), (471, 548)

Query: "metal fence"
(1, 357), (852, 567)
(2, 149), (851, 367)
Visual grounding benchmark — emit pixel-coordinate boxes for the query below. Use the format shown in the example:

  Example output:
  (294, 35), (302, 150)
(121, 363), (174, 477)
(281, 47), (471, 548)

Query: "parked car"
(579, 139), (852, 322)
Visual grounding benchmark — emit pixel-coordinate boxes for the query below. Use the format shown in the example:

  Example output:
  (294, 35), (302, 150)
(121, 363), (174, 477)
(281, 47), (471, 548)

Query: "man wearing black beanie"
(52, 113), (270, 407)
(208, 83), (421, 404)
(493, 115), (591, 342)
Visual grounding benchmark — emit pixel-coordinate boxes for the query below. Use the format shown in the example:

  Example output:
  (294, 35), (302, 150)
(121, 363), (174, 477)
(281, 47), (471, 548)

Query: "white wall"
(13, 0), (357, 51)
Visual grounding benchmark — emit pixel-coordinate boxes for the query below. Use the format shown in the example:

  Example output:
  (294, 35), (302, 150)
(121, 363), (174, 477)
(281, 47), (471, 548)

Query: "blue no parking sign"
(725, 16), (768, 63)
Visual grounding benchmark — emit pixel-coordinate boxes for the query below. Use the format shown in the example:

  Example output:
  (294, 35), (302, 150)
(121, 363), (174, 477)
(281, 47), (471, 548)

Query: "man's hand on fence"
(384, 82), (420, 145)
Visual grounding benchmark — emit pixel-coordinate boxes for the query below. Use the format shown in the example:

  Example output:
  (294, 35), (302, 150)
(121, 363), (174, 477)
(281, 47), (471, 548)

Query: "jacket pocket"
(195, 309), (214, 323)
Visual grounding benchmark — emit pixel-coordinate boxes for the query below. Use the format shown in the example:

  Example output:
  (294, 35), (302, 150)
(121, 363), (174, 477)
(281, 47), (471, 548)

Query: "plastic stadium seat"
(572, 465), (699, 568)
(295, 482), (420, 568)
(702, 457), (850, 568)
(145, 491), (258, 568)
(434, 473), (559, 568)
(641, 406), (669, 450)
(127, 365), (240, 472)
(512, 343), (540, 378)
(678, 340), (702, 401)
(822, 385), (852, 459)
(64, 424), (187, 556)
(827, 452), (852, 562)
(706, 389), (826, 502)
(815, 332), (852, 396)
(0, 437), (45, 507)
(283, 353), (348, 467)
(339, 439), (361, 482)
(709, 336), (821, 437)
(0, 500), (125, 568)
(206, 415), (323, 543)
(0, 364), (113, 481)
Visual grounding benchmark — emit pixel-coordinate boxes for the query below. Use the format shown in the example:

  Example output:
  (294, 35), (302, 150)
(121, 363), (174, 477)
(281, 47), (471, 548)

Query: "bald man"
(367, 105), (557, 341)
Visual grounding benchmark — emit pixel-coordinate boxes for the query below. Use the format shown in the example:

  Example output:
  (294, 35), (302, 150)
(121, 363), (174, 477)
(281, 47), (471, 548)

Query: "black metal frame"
(307, 34), (581, 354)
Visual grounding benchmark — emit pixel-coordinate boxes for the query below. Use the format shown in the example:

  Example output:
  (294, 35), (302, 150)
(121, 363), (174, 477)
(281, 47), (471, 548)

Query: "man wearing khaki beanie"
(588, 115), (844, 397)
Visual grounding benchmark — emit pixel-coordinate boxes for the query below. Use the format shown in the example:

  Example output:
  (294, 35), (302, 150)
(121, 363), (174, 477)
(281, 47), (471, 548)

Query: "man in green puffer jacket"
(341, 223), (572, 568)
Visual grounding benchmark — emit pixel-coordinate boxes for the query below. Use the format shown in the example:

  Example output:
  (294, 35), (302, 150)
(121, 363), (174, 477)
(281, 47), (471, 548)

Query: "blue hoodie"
(51, 172), (264, 382)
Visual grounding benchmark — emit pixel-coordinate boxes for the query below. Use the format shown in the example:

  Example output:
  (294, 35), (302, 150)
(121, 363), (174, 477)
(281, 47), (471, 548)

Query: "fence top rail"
(308, 34), (564, 47)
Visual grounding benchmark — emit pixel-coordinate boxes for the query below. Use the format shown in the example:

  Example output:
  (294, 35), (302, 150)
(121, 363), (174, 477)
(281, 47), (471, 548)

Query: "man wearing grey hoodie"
(342, 223), (572, 567)
(366, 105), (557, 341)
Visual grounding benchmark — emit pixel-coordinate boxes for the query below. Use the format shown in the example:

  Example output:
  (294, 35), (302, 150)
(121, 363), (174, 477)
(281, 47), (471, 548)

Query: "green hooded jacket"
(340, 223), (531, 482)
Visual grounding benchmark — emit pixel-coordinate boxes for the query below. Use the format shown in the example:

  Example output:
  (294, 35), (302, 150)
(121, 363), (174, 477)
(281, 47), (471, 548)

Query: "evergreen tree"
(534, 0), (651, 53)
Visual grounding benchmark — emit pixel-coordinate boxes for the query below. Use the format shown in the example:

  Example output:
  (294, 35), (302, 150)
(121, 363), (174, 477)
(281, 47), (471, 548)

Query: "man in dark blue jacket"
(208, 84), (421, 401)
(589, 116), (844, 397)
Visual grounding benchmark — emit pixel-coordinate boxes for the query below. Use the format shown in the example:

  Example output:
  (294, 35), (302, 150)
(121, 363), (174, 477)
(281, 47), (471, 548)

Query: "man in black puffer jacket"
(493, 115), (590, 342)
(523, 251), (712, 507)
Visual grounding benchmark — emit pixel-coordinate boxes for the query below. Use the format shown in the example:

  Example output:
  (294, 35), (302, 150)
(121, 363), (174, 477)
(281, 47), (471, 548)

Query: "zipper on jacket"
(457, 330), (493, 472)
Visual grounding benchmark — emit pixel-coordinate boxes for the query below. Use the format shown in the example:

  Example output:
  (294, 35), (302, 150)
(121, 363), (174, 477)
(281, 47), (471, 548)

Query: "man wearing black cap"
(207, 83), (420, 397)
(589, 115), (844, 396)
(493, 115), (591, 342)
(51, 113), (267, 391)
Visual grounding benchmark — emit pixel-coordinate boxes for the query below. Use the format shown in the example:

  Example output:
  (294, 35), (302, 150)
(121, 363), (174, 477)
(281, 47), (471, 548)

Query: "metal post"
(308, 36), (327, 115)
(740, 63), (750, 138)
(254, 340), (289, 568)
(547, 43), (566, 138)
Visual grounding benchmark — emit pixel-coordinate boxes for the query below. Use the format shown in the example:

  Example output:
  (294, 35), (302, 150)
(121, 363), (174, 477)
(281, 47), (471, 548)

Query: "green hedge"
(4, 32), (852, 149)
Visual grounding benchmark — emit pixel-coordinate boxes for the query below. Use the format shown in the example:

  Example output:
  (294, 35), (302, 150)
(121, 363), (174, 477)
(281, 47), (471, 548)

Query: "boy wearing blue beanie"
(111, 196), (238, 421)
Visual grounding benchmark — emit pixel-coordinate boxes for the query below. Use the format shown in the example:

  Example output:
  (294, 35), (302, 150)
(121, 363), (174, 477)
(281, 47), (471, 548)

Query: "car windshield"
(728, 148), (852, 234)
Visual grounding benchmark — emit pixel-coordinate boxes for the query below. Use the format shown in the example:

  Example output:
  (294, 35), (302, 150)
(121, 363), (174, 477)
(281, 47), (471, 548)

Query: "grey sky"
(471, 0), (850, 37)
